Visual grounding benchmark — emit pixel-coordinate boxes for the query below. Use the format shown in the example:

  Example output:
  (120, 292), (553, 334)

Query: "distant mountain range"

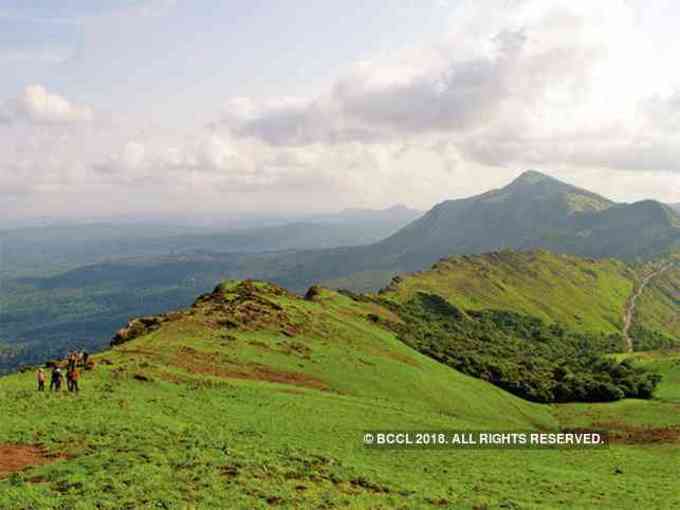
(314, 204), (421, 224)
(0, 206), (422, 279)
(670, 203), (680, 214)
(268, 170), (680, 290)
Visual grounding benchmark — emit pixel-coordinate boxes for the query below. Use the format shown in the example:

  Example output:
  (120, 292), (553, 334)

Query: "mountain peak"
(493, 171), (615, 216)
(507, 170), (566, 189)
(514, 169), (552, 183)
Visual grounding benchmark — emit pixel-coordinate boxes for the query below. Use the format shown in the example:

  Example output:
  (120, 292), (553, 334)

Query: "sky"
(1, 0), (680, 223)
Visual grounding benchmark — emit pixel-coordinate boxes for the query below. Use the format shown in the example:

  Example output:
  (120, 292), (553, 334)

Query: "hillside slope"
(633, 255), (680, 345)
(380, 250), (634, 335)
(0, 281), (554, 508)
(379, 250), (680, 347)
(2, 280), (679, 509)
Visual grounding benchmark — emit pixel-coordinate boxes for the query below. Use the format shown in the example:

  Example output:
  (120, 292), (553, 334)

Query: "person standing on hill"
(82, 351), (89, 368)
(36, 368), (46, 392)
(67, 366), (80, 393)
(68, 352), (77, 371)
(50, 367), (63, 392)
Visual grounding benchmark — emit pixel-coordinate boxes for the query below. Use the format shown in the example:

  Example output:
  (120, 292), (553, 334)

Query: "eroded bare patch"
(593, 422), (680, 444)
(0, 444), (62, 479)
(170, 348), (328, 391)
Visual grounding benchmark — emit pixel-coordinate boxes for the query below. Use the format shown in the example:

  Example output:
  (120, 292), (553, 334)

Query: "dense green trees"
(383, 293), (662, 403)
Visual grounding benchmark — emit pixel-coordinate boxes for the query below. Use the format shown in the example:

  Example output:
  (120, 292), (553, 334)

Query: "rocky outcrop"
(110, 312), (183, 347)
(193, 280), (304, 334)
(304, 285), (322, 301)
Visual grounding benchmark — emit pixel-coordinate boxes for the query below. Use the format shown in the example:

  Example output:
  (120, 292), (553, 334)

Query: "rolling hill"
(1, 279), (679, 508)
(379, 250), (636, 335)
(634, 262), (680, 342)
(379, 249), (679, 351)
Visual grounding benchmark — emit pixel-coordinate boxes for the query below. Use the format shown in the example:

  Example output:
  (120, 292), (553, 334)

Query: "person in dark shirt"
(50, 368), (64, 392)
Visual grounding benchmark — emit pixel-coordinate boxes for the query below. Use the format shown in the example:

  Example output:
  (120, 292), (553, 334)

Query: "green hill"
(633, 256), (680, 345)
(1, 280), (679, 508)
(379, 250), (680, 343)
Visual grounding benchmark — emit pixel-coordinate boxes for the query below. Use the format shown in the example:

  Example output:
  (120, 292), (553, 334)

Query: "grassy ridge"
(380, 250), (635, 335)
(3, 171), (678, 373)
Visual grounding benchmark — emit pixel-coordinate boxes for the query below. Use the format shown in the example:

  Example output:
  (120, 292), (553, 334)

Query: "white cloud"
(214, 0), (680, 178)
(0, 84), (93, 125)
(3, 0), (680, 221)
(218, 30), (528, 145)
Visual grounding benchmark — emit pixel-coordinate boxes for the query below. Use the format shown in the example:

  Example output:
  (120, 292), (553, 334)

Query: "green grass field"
(1, 281), (679, 509)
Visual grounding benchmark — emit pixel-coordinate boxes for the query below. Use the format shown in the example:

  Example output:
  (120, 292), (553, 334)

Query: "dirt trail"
(0, 445), (54, 478)
(622, 262), (675, 352)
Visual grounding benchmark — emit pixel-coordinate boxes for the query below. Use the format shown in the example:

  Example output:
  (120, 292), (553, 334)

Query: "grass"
(555, 350), (680, 448)
(3, 369), (678, 509)
(380, 250), (635, 335)
(1, 281), (679, 509)
(379, 250), (680, 348)
(634, 262), (680, 340)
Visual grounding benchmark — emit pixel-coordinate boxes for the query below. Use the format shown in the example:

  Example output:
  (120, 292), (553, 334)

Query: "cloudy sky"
(2, 0), (680, 223)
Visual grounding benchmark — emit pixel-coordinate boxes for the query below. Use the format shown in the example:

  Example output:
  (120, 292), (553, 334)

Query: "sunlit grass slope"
(380, 250), (635, 335)
(634, 258), (680, 340)
(106, 281), (555, 429)
(1, 281), (679, 509)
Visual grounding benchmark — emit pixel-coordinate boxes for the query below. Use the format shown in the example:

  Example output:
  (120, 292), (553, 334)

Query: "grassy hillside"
(380, 250), (635, 335)
(634, 256), (680, 342)
(1, 281), (679, 508)
(379, 250), (680, 346)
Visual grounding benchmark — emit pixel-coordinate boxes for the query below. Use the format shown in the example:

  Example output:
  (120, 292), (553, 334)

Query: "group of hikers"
(36, 351), (89, 394)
